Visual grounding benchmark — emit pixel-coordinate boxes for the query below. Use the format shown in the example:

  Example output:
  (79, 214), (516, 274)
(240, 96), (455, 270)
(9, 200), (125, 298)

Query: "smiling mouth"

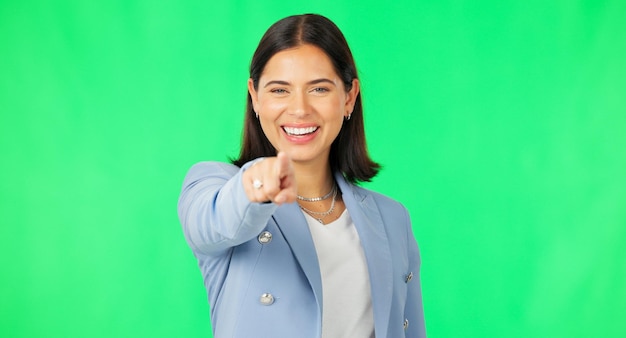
(282, 126), (319, 136)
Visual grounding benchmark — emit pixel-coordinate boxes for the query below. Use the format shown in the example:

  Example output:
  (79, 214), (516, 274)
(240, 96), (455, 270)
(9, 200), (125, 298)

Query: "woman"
(178, 14), (426, 338)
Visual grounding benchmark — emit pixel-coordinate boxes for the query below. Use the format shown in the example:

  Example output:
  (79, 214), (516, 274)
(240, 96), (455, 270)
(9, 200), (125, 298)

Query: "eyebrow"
(263, 78), (336, 88)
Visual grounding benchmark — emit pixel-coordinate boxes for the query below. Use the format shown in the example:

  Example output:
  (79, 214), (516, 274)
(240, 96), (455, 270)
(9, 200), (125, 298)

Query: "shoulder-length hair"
(231, 14), (380, 184)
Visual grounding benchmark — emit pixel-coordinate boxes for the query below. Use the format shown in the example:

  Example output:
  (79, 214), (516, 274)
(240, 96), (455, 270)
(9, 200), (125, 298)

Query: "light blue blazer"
(178, 161), (426, 338)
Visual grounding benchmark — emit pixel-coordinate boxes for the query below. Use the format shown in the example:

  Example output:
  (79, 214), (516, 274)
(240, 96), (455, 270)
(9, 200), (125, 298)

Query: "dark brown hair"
(231, 14), (380, 183)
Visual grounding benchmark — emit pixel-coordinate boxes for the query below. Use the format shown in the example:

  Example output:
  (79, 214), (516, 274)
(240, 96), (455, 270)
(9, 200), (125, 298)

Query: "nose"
(287, 90), (309, 117)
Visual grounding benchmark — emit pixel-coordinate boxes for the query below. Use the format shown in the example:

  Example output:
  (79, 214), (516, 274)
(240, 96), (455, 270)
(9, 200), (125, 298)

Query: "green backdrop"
(1, 1), (625, 337)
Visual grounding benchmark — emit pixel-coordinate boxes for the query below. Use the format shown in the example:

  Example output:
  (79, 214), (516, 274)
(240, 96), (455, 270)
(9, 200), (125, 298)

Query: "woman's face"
(248, 44), (359, 167)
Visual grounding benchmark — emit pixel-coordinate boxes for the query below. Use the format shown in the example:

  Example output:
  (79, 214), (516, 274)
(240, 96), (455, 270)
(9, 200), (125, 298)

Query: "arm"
(177, 161), (278, 256)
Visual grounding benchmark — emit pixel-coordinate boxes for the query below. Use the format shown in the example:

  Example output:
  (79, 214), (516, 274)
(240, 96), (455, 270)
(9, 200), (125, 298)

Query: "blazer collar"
(272, 172), (393, 336)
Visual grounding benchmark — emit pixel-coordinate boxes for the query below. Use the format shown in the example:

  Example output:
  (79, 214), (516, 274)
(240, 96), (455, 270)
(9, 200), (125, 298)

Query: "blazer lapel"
(271, 202), (324, 311)
(271, 174), (393, 336)
(335, 172), (393, 337)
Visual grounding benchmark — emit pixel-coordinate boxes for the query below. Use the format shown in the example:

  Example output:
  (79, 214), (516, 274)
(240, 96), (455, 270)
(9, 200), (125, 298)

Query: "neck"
(293, 160), (335, 198)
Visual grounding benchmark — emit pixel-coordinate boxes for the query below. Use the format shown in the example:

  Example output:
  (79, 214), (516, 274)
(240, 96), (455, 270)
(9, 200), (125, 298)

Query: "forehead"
(260, 44), (339, 81)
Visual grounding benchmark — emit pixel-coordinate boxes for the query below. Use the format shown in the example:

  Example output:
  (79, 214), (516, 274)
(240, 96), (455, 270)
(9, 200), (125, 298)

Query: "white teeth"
(283, 126), (318, 135)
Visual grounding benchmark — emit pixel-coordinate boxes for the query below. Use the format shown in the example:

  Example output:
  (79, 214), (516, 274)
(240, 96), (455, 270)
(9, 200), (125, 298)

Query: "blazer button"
(259, 293), (275, 305)
(403, 318), (409, 330)
(405, 272), (413, 283)
(257, 231), (272, 244)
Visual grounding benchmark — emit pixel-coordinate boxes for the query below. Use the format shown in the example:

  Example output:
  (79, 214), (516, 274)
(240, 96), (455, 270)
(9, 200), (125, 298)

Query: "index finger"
(274, 151), (293, 179)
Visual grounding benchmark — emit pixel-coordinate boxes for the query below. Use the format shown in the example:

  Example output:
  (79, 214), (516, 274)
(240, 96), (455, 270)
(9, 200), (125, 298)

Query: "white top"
(303, 209), (375, 338)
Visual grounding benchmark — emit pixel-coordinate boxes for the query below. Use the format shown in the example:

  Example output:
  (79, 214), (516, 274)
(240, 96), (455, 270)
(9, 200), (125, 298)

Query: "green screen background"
(1, 1), (625, 337)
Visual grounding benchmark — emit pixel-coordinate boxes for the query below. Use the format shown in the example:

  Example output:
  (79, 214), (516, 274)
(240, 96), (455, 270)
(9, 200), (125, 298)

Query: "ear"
(344, 78), (360, 117)
(248, 78), (260, 113)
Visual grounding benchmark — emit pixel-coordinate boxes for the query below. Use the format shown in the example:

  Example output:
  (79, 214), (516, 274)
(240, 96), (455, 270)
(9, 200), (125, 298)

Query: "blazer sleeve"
(403, 207), (427, 338)
(177, 160), (278, 256)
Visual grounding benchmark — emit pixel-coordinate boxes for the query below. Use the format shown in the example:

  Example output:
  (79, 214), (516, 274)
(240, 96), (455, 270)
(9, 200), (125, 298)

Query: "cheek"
(258, 99), (286, 116)
(320, 99), (346, 118)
